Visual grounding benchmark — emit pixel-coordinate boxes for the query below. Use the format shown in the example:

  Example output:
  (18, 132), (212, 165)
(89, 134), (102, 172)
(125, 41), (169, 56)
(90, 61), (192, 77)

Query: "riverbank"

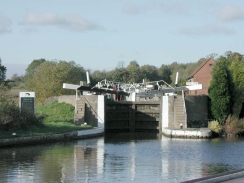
(0, 128), (104, 147)
(0, 127), (212, 147)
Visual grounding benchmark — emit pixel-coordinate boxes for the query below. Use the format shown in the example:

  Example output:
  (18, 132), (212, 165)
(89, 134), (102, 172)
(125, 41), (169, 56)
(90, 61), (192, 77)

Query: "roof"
(187, 58), (215, 80)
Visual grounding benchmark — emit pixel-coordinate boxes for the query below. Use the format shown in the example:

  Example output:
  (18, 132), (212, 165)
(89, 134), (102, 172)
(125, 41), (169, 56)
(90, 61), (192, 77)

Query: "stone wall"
(84, 95), (99, 127)
(44, 95), (76, 106)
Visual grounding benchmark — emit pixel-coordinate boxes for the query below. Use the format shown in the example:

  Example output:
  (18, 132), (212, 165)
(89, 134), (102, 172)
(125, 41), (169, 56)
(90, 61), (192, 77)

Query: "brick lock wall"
(189, 59), (215, 95)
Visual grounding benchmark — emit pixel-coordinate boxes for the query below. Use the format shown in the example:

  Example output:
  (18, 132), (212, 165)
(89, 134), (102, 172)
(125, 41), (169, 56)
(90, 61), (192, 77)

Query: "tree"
(0, 58), (7, 83)
(227, 52), (243, 62)
(9, 73), (25, 88)
(126, 60), (142, 83)
(116, 61), (125, 69)
(229, 54), (244, 115)
(158, 64), (172, 84)
(25, 59), (46, 90)
(208, 57), (231, 124)
(27, 60), (86, 103)
(206, 53), (218, 59)
(140, 65), (159, 82)
(109, 68), (129, 83)
(90, 70), (108, 86)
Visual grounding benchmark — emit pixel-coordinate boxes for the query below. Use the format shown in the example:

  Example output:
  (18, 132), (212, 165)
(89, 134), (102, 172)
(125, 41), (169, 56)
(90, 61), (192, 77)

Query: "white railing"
(186, 82), (198, 86)
(182, 90), (187, 128)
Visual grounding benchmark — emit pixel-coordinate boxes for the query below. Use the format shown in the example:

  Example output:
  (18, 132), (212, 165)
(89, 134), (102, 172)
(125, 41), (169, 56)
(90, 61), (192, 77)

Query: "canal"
(1, 133), (244, 183)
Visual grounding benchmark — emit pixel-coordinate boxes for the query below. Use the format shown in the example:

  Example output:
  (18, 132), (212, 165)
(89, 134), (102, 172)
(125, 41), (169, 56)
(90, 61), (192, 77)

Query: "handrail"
(181, 90), (187, 127)
(83, 96), (104, 124)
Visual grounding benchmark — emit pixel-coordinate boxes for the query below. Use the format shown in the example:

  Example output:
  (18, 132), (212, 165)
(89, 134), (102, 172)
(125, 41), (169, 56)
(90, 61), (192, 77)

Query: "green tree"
(140, 64), (159, 82)
(0, 58), (7, 83)
(158, 64), (172, 84)
(126, 60), (142, 83)
(90, 70), (108, 86)
(227, 52), (243, 62)
(27, 60), (86, 103)
(25, 59), (46, 90)
(229, 53), (244, 115)
(109, 68), (129, 83)
(208, 57), (231, 124)
(9, 73), (25, 88)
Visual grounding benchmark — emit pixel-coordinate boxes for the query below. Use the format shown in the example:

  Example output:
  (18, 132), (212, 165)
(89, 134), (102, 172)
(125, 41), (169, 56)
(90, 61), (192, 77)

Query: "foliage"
(158, 64), (172, 84)
(0, 84), (43, 131)
(25, 58), (46, 90)
(140, 65), (159, 82)
(208, 57), (231, 125)
(89, 57), (205, 87)
(126, 60), (142, 83)
(224, 115), (244, 136)
(25, 60), (87, 103)
(106, 68), (130, 83)
(0, 99), (92, 139)
(208, 120), (223, 134)
(90, 70), (108, 86)
(36, 101), (75, 123)
(0, 58), (7, 83)
(8, 73), (25, 88)
(228, 55), (244, 115)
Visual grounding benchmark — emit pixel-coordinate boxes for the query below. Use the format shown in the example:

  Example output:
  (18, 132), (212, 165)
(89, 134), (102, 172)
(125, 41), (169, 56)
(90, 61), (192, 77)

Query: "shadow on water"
(201, 163), (237, 176)
(104, 131), (161, 143)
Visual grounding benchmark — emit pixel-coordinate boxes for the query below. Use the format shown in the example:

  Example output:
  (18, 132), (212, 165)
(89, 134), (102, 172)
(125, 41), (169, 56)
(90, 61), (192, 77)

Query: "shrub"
(0, 84), (43, 131)
(224, 115), (244, 136)
(208, 120), (223, 135)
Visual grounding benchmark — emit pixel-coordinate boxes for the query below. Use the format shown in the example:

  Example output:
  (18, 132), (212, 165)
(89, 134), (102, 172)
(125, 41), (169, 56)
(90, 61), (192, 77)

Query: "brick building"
(187, 58), (215, 95)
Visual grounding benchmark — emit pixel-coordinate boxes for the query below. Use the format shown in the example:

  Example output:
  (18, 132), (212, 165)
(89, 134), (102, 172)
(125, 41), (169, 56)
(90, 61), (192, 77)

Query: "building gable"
(187, 58), (215, 95)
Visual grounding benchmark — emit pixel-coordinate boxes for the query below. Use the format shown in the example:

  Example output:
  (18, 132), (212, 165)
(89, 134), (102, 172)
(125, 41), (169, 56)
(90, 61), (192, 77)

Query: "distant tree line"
(20, 57), (208, 103)
(2, 54), (215, 103)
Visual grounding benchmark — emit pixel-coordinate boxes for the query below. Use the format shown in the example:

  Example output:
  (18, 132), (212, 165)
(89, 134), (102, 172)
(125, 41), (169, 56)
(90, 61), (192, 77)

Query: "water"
(1, 133), (244, 183)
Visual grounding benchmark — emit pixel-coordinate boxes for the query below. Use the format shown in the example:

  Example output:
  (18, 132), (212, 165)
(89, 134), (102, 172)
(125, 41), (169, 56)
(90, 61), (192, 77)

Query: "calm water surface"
(1, 132), (244, 183)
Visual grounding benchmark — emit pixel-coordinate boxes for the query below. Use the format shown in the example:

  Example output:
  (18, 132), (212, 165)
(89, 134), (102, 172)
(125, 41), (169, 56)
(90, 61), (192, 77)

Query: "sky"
(1, 0), (244, 79)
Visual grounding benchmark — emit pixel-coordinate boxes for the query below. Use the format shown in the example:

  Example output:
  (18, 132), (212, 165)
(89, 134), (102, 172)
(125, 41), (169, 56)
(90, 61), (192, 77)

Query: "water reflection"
(0, 133), (244, 182)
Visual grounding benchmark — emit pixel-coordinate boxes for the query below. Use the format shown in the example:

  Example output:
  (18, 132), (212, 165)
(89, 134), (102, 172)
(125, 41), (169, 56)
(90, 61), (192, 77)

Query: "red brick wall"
(189, 59), (215, 95)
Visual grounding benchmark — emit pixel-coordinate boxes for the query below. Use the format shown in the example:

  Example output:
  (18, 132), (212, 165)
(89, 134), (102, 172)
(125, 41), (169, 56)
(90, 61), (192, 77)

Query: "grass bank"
(0, 101), (92, 139)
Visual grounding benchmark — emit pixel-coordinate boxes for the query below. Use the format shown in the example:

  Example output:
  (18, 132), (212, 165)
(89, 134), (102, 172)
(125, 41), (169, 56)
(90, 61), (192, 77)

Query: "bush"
(208, 120), (223, 135)
(0, 84), (43, 131)
(224, 115), (244, 136)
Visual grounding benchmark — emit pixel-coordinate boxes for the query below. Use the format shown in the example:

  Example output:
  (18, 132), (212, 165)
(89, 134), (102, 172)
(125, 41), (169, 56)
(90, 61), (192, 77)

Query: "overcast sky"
(1, 0), (244, 78)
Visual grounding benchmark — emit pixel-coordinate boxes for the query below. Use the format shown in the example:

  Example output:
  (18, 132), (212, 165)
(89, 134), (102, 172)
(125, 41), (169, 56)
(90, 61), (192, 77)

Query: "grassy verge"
(0, 101), (92, 139)
(0, 124), (92, 139)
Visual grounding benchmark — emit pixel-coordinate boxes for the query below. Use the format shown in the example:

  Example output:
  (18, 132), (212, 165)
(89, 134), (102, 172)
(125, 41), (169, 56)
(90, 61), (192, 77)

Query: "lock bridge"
(63, 73), (211, 137)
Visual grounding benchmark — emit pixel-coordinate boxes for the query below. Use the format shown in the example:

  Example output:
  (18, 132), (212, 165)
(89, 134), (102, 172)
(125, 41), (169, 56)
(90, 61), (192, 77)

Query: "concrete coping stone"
(181, 168), (244, 183)
(162, 128), (212, 138)
(0, 128), (104, 147)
